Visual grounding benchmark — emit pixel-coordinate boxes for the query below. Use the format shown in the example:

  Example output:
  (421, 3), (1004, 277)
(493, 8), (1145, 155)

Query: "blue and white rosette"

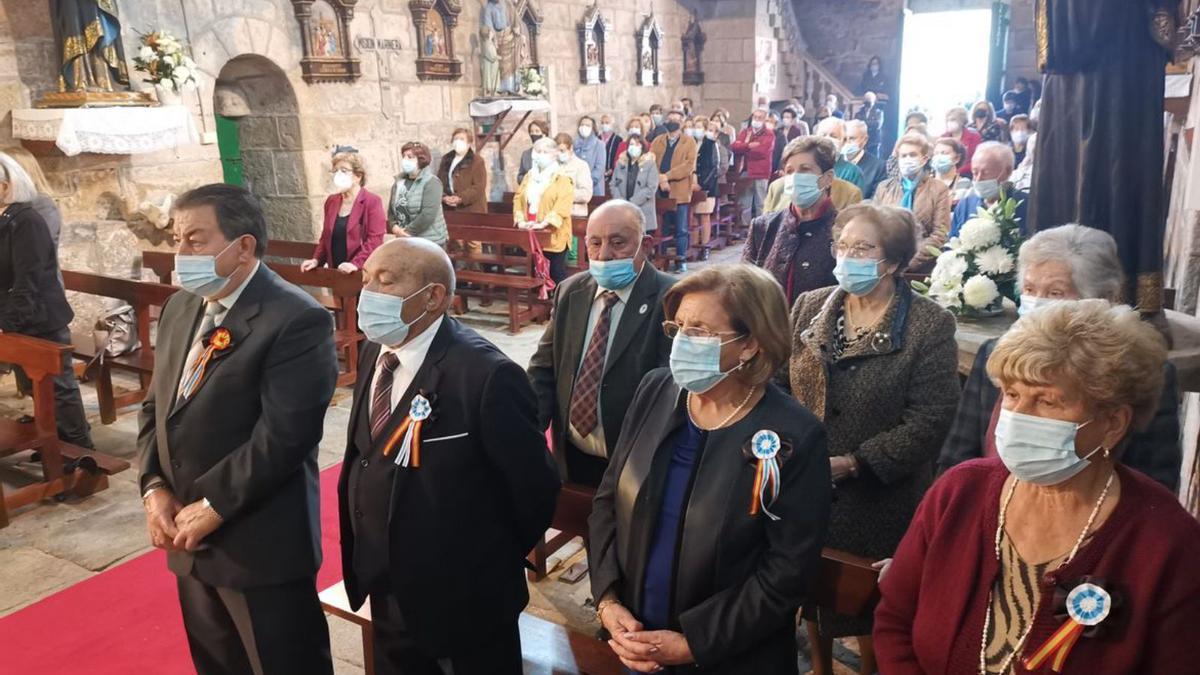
(750, 430), (782, 521)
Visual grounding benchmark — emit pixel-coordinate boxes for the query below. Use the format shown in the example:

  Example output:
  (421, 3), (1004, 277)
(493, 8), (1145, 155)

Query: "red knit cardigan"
(874, 458), (1200, 674)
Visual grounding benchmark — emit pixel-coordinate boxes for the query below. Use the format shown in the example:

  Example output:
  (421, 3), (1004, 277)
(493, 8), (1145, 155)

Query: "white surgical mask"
(1012, 130), (1029, 145)
(558, 151), (570, 164)
(975, 179), (1002, 201)
(579, 125), (593, 138)
(628, 145), (643, 159)
(628, 127), (642, 137)
(333, 170), (354, 192)
(898, 157), (923, 179)
(751, 120), (764, 130)
(995, 409), (1103, 486)
(453, 139), (469, 155)
(400, 157), (418, 175)
(946, 120), (963, 134)
(1017, 294), (1061, 317)
(600, 123), (613, 134)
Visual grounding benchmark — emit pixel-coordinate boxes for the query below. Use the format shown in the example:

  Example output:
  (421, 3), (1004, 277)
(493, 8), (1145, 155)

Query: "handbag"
(527, 227), (555, 300)
(91, 302), (140, 362)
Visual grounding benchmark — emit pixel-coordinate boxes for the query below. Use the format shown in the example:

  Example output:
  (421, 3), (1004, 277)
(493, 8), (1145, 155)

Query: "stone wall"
(792, 0), (1037, 104)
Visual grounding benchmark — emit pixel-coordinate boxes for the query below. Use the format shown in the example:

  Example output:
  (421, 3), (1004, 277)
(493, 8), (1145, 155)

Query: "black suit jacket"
(527, 266), (675, 477)
(138, 264), (339, 588)
(338, 318), (560, 653)
(0, 202), (73, 335)
(856, 152), (888, 199)
(589, 369), (831, 673)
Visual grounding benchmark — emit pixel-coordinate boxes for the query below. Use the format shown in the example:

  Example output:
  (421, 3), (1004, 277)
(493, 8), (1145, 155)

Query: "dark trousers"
(16, 327), (93, 448)
(176, 573), (332, 675)
(670, 203), (692, 259)
(546, 250), (568, 284)
(564, 442), (610, 489)
(369, 591), (522, 675)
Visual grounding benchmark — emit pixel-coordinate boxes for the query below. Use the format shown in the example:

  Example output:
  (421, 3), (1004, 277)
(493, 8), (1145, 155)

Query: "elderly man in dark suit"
(139, 184), (339, 675)
(528, 199), (676, 488)
(339, 237), (559, 675)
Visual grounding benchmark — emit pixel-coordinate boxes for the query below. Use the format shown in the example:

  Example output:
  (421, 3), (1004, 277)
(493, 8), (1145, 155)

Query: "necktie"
(370, 352), (402, 440)
(178, 302), (222, 399)
(569, 292), (620, 437)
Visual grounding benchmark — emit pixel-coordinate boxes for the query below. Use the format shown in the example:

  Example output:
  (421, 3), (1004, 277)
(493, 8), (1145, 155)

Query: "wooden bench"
(445, 217), (551, 334)
(0, 333), (130, 528)
(141, 250), (365, 388)
(318, 583), (622, 675)
(528, 482), (595, 581)
(61, 270), (178, 424)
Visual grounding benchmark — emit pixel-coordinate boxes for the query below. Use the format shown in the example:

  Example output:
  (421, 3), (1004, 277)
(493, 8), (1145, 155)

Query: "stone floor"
(0, 243), (860, 673)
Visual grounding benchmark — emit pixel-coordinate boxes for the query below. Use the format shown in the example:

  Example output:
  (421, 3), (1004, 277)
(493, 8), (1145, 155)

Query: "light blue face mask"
(588, 240), (642, 290)
(175, 238), (243, 298)
(792, 172), (823, 209)
(1017, 294), (1061, 318)
(931, 155), (956, 174)
(995, 409), (1102, 486)
(833, 256), (883, 295)
(357, 285), (433, 347)
(841, 143), (861, 159)
(669, 333), (745, 394)
(974, 179), (1001, 201)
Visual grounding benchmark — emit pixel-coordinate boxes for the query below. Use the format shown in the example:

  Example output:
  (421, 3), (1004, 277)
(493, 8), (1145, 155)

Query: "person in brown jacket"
(649, 110), (697, 271)
(872, 133), (950, 274)
(438, 127), (488, 262)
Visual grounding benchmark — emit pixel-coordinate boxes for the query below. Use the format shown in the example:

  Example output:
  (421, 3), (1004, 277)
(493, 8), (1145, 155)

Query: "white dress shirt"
(369, 315), (444, 416)
(567, 270), (641, 457)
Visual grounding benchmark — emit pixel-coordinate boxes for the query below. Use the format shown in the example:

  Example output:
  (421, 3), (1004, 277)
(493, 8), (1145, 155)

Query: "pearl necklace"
(978, 470), (1115, 675)
(686, 386), (757, 431)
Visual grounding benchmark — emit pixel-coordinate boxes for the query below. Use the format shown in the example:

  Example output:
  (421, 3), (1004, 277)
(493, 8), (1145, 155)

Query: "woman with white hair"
(513, 136), (575, 284)
(938, 224), (1181, 491)
(0, 152), (94, 449)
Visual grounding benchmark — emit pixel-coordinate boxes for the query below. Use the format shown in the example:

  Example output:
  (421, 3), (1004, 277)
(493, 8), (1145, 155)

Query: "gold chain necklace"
(686, 386), (757, 431)
(978, 470), (1115, 674)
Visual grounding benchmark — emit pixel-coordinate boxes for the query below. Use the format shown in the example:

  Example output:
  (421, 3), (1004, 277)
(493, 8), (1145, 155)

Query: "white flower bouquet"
(520, 67), (546, 98)
(913, 196), (1024, 317)
(132, 31), (198, 92)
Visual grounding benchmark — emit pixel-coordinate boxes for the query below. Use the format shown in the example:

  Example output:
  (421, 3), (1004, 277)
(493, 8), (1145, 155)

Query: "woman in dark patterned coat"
(786, 203), (960, 675)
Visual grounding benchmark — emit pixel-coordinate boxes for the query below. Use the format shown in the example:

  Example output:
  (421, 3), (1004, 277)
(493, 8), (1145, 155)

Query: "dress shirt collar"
(213, 260), (260, 312)
(378, 314), (444, 374)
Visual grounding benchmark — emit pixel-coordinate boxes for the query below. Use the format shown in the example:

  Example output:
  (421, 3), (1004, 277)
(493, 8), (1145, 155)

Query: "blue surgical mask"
(669, 333), (744, 394)
(175, 238), (242, 298)
(841, 143), (861, 159)
(898, 157), (923, 178)
(401, 158), (418, 174)
(792, 172), (823, 209)
(532, 153), (554, 170)
(932, 155), (956, 174)
(750, 120), (764, 130)
(995, 409), (1102, 486)
(1017, 294), (1059, 318)
(589, 241), (642, 290)
(834, 256), (883, 295)
(357, 285), (433, 347)
(974, 179), (1001, 201)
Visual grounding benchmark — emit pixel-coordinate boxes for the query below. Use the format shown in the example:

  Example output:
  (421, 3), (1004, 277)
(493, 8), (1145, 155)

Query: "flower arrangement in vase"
(520, 67), (546, 98)
(912, 195), (1024, 318)
(132, 31), (198, 105)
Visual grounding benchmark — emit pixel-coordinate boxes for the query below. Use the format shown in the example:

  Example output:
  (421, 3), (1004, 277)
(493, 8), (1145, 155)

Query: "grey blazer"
(608, 152), (661, 231)
(138, 264), (338, 588)
(527, 265), (675, 478)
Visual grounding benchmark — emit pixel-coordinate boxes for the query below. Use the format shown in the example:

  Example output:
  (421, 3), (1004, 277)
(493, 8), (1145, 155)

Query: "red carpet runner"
(0, 464), (346, 675)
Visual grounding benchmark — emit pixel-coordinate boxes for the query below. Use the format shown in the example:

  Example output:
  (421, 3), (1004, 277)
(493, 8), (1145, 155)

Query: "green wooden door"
(215, 115), (244, 186)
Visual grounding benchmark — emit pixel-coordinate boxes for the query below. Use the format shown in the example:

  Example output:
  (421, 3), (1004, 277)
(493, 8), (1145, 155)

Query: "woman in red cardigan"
(301, 148), (386, 274)
(874, 300), (1200, 674)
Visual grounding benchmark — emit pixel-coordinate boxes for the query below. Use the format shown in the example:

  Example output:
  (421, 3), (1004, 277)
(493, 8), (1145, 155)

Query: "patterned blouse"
(983, 531), (1070, 674)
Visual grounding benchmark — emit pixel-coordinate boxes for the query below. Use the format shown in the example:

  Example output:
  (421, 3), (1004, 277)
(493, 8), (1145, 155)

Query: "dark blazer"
(137, 264), (338, 588)
(937, 337), (1183, 492)
(315, 189), (387, 268)
(527, 266), (675, 478)
(855, 152), (888, 199)
(338, 318), (560, 653)
(603, 132), (624, 175)
(0, 201), (72, 335)
(589, 369), (831, 673)
(437, 149), (488, 214)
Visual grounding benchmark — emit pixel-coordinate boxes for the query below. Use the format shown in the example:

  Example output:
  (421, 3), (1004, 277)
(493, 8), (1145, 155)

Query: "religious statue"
(1029, 0), (1177, 312)
(480, 0), (519, 95)
(480, 26), (500, 96)
(51, 0), (130, 93)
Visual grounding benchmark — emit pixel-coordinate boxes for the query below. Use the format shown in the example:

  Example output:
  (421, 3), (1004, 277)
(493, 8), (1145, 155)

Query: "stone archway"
(213, 55), (311, 241)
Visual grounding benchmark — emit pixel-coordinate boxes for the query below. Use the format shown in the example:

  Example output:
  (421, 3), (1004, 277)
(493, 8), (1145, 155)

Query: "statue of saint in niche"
(51, 0), (131, 93)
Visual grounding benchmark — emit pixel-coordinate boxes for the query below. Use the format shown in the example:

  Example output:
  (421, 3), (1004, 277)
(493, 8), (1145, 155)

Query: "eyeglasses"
(830, 241), (880, 259)
(662, 321), (743, 341)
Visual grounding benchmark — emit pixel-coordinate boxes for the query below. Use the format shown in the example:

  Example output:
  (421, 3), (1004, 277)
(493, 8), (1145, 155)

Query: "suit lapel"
(562, 276), (597, 381)
(604, 267), (658, 377)
(350, 341), (382, 454)
(162, 291), (204, 416)
(170, 265), (266, 419)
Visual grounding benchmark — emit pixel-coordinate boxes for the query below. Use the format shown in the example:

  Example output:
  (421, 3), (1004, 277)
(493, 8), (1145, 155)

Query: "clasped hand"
(144, 490), (222, 552)
(518, 220), (548, 230)
(600, 602), (694, 672)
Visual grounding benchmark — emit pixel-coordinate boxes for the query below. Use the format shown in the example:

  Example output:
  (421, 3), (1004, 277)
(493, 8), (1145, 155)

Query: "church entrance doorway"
(897, 7), (993, 137)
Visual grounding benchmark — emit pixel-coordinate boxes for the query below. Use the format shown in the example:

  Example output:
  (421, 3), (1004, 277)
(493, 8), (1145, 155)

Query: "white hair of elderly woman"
(0, 152), (38, 204)
(815, 116), (846, 136)
(1017, 224), (1125, 302)
(531, 136), (558, 154)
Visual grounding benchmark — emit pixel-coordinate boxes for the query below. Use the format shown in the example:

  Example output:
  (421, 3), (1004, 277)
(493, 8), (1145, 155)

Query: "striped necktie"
(569, 292), (620, 437)
(369, 352), (402, 440)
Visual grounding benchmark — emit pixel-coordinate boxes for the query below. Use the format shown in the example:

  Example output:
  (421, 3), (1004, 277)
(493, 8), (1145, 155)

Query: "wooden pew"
(444, 215), (550, 334)
(0, 333), (130, 528)
(61, 270), (178, 424)
(528, 482), (595, 581)
(141, 250), (364, 388)
(318, 583), (622, 675)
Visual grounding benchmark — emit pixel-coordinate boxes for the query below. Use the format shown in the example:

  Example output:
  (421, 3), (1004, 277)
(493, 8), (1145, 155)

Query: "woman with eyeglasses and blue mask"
(588, 264), (832, 674)
(787, 203), (960, 675)
(938, 225), (1181, 492)
(875, 300), (1200, 675)
(743, 136), (841, 305)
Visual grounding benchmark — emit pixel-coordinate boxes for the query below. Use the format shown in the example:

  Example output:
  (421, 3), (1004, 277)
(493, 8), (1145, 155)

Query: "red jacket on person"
(874, 458), (1200, 675)
(314, 188), (387, 268)
(730, 126), (775, 180)
(941, 127), (983, 177)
